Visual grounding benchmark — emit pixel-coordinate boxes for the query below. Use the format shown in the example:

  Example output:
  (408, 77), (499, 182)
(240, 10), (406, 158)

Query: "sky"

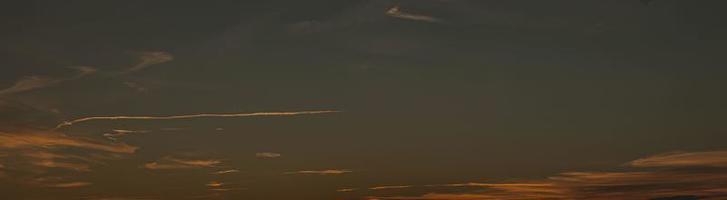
(1, 0), (727, 199)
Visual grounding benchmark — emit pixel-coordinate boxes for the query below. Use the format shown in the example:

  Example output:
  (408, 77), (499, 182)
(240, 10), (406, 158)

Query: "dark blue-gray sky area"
(1, 0), (727, 199)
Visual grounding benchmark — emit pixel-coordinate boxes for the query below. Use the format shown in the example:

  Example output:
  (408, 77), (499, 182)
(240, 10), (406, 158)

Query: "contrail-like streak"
(55, 110), (340, 129)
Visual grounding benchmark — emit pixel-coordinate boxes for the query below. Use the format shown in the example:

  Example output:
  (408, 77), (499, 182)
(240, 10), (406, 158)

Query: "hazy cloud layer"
(629, 151), (727, 168)
(0, 131), (138, 154)
(368, 150), (727, 200)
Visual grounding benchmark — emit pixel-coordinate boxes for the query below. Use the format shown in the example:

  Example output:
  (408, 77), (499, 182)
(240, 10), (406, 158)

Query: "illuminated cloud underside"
(367, 151), (727, 200)
(143, 157), (221, 170)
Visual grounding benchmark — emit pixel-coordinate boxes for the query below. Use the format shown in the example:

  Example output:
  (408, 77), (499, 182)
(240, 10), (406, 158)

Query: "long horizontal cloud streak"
(369, 151), (727, 200)
(56, 110), (341, 129)
(385, 6), (441, 23)
(0, 131), (137, 154)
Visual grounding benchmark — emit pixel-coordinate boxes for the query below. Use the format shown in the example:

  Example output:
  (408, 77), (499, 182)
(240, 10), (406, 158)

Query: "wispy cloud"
(285, 169), (352, 175)
(255, 152), (281, 158)
(368, 150), (727, 200)
(124, 51), (173, 74)
(142, 157), (220, 170)
(46, 181), (92, 188)
(206, 181), (224, 187)
(103, 129), (149, 141)
(337, 188), (358, 192)
(369, 185), (413, 190)
(0, 66), (96, 96)
(0, 131), (137, 154)
(212, 169), (239, 175)
(628, 151), (727, 168)
(385, 6), (441, 23)
(56, 110), (341, 129)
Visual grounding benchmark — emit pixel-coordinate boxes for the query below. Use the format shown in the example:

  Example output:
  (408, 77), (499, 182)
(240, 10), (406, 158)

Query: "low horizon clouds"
(366, 150), (727, 200)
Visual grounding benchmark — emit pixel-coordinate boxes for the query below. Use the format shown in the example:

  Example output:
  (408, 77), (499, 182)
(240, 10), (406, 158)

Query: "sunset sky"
(1, 1), (727, 200)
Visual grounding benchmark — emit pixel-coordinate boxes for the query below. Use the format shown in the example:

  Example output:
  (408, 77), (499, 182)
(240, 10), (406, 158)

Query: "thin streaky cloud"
(285, 169), (352, 175)
(0, 131), (137, 154)
(370, 150), (727, 200)
(123, 51), (174, 74)
(212, 169), (239, 175)
(385, 6), (441, 23)
(56, 110), (341, 129)
(337, 188), (358, 192)
(142, 157), (220, 170)
(255, 152), (282, 158)
(46, 182), (92, 188)
(0, 66), (96, 96)
(628, 150), (727, 168)
(369, 185), (413, 190)
(103, 129), (149, 141)
(206, 181), (223, 187)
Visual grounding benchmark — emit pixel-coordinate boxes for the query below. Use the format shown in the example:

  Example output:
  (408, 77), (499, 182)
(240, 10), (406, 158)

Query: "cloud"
(142, 157), (220, 170)
(385, 6), (441, 23)
(0, 129), (137, 188)
(338, 188), (358, 192)
(0, 131), (137, 154)
(56, 110), (341, 129)
(368, 150), (727, 200)
(0, 66), (96, 96)
(124, 51), (173, 74)
(212, 169), (239, 175)
(369, 185), (413, 190)
(255, 152), (281, 158)
(46, 181), (92, 188)
(628, 151), (727, 168)
(103, 129), (149, 141)
(285, 169), (352, 175)
(206, 181), (224, 187)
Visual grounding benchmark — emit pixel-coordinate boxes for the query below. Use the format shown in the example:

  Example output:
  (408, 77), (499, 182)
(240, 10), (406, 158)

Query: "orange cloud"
(368, 150), (727, 200)
(629, 151), (727, 168)
(369, 185), (413, 190)
(142, 157), (220, 170)
(212, 169), (239, 175)
(0, 131), (137, 153)
(46, 181), (92, 188)
(285, 169), (352, 175)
